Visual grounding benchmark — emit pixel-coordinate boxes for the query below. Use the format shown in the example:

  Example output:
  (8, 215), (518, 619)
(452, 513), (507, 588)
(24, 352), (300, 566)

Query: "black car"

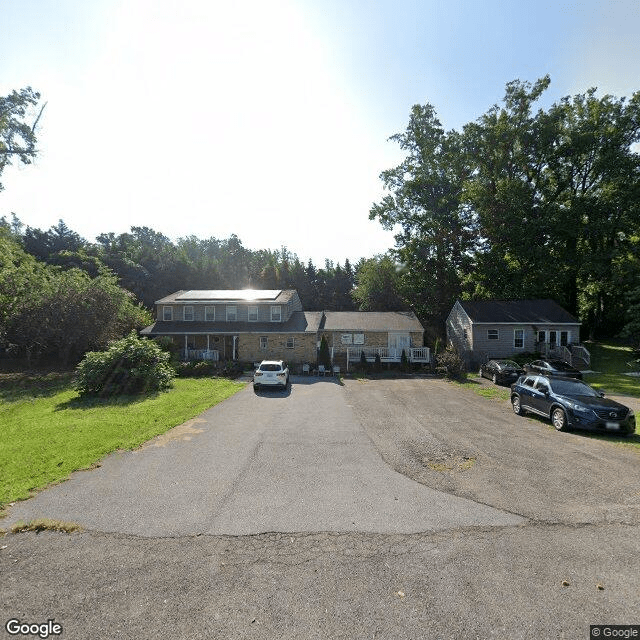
(523, 359), (583, 380)
(510, 374), (635, 435)
(479, 359), (525, 385)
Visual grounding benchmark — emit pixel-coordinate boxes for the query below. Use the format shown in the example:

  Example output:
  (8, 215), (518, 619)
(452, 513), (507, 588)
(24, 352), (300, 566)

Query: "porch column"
(207, 335), (210, 351)
(232, 335), (237, 361)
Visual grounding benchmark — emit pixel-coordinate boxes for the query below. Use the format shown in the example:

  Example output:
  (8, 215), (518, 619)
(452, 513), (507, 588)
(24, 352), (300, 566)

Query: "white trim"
(248, 305), (259, 322)
(259, 336), (268, 350)
(205, 306), (215, 321)
(271, 305), (282, 322)
(183, 305), (194, 321)
(162, 306), (173, 321)
(226, 305), (237, 322)
(487, 329), (499, 340)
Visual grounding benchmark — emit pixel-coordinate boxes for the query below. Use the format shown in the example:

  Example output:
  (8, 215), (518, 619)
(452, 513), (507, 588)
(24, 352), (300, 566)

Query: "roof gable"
(458, 299), (579, 324)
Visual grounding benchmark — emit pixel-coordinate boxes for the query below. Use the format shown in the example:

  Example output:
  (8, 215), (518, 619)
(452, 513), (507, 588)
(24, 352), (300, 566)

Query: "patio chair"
(332, 365), (340, 376)
(317, 365), (326, 376)
(302, 363), (310, 375)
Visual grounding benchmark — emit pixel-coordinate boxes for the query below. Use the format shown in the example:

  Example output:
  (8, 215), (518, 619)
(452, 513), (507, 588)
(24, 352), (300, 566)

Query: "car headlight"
(568, 402), (590, 413)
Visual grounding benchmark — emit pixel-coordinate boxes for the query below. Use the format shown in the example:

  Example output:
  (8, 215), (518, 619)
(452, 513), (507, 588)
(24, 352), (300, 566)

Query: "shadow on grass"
(0, 372), (74, 402)
(55, 390), (162, 411)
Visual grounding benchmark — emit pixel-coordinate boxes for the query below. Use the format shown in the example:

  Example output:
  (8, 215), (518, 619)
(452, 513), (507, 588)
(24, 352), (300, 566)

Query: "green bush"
(374, 352), (382, 373)
(435, 346), (465, 379)
(74, 331), (175, 397)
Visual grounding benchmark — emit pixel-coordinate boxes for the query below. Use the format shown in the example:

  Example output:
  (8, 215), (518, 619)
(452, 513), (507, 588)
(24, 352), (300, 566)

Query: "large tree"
(369, 104), (475, 328)
(0, 87), (44, 191)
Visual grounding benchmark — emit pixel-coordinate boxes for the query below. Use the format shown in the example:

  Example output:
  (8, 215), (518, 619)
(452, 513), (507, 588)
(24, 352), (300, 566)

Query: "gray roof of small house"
(458, 299), (579, 324)
(155, 289), (296, 305)
(141, 311), (323, 335)
(322, 311), (424, 333)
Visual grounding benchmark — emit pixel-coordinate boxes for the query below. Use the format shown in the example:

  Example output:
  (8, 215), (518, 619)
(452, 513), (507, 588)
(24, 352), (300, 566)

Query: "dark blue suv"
(510, 374), (635, 435)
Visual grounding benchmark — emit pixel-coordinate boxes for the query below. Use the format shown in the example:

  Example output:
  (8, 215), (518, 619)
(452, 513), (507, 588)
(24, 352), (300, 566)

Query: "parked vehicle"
(510, 374), (635, 435)
(253, 360), (290, 391)
(523, 359), (583, 380)
(479, 359), (525, 385)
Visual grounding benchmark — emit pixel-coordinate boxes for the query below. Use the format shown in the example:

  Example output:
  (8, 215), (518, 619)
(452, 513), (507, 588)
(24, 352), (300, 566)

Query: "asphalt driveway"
(2, 376), (639, 639)
(2, 377), (523, 536)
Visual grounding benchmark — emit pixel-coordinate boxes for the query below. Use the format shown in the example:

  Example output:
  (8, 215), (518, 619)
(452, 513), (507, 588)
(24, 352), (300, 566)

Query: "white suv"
(253, 360), (290, 391)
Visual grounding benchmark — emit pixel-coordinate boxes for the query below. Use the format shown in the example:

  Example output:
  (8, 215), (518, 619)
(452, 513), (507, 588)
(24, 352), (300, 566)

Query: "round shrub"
(74, 331), (175, 397)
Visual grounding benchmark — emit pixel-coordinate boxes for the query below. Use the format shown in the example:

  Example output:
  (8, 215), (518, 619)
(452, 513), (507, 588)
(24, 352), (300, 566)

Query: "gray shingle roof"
(141, 311), (322, 335)
(458, 299), (579, 324)
(322, 311), (424, 332)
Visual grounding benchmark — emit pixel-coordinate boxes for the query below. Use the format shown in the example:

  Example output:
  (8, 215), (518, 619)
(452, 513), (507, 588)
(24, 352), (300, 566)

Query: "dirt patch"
(142, 417), (206, 448)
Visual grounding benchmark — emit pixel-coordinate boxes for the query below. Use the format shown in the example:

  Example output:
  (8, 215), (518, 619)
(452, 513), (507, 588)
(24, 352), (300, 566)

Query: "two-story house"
(140, 289), (429, 369)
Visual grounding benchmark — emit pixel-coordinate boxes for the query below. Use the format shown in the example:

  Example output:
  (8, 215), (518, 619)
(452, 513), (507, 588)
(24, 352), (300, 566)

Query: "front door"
(389, 333), (411, 358)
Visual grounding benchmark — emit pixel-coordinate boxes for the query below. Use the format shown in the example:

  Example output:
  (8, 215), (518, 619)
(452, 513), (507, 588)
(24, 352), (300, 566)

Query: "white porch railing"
(571, 345), (591, 367)
(346, 346), (430, 369)
(182, 349), (220, 361)
(535, 342), (591, 367)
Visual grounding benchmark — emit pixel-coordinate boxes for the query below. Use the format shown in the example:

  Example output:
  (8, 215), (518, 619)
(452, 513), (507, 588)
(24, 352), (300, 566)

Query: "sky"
(1, 0), (639, 266)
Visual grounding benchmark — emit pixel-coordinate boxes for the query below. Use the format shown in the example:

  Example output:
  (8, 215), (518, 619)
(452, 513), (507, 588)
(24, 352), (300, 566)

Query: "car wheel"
(512, 395), (523, 415)
(492, 373), (498, 384)
(253, 384), (259, 392)
(552, 407), (568, 431)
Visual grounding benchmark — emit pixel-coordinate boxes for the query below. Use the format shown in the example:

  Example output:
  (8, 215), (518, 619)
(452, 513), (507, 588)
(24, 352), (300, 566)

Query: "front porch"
(176, 334), (238, 361)
(345, 347), (431, 370)
(536, 342), (591, 368)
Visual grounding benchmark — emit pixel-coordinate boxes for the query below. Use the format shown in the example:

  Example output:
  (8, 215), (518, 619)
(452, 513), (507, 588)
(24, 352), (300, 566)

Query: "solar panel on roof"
(175, 290), (282, 301)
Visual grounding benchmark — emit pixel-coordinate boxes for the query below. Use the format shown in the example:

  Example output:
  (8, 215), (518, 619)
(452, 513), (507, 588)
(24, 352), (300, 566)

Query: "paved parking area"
(2, 377), (523, 536)
(3, 376), (639, 639)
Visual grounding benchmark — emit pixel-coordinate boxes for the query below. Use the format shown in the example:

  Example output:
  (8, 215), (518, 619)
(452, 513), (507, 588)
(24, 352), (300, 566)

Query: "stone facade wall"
(239, 333), (317, 365)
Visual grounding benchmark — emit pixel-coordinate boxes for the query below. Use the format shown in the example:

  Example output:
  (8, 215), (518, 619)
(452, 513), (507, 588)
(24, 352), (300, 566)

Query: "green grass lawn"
(0, 375), (244, 510)
(582, 341), (640, 398)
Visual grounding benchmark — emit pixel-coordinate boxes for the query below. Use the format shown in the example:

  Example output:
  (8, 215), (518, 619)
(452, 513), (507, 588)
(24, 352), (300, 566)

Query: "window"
(271, 305), (282, 322)
(183, 305), (194, 321)
(560, 331), (569, 346)
(341, 334), (353, 345)
(522, 376), (535, 387)
(487, 329), (499, 340)
(162, 306), (173, 321)
(353, 333), (365, 345)
(537, 330), (546, 343)
(514, 329), (524, 349)
(226, 305), (237, 322)
(534, 380), (549, 393)
(205, 306), (215, 321)
(248, 306), (258, 322)
(260, 336), (268, 350)
(549, 330), (557, 345)
(286, 337), (295, 349)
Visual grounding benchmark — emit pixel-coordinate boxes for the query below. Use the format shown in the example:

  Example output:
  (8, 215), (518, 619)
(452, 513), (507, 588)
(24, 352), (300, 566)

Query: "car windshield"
(497, 360), (520, 369)
(549, 378), (598, 397)
(260, 363), (282, 372)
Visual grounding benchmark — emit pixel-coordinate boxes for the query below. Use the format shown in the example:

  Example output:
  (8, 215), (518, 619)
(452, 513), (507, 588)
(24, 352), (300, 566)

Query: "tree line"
(1, 77), (639, 365)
